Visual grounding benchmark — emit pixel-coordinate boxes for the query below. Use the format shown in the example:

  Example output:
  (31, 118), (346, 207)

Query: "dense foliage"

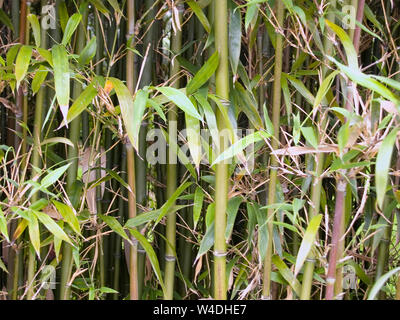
(0, 0), (400, 300)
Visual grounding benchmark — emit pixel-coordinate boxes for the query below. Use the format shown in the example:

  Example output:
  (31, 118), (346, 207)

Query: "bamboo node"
(326, 277), (336, 285)
(165, 255), (176, 262)
(213, 251), (227, 257)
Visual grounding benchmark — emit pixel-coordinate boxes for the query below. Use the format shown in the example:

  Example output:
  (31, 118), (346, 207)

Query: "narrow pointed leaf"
(294, 214), (322, 275)
(376, 128), (399, 209)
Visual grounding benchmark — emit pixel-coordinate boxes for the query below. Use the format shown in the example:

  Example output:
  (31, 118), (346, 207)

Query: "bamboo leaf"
(32, 210), (73, 245)
(99, 214), (129, 241)
(272, 255), (301, 296)
(368, 267), (400, 300)
(313, 70), (339, 109)
(0, 208), (9, 242)
(52, 200), (81, 236)
(186, 51), (219, 95)
(131, 88), (149, 150)
(15, 45), (32, 89)
(196, 222), (214, 260)
(212, 131), (270, 166)
(193, 187), (204, 230)
(129, 228), (166, 296)
(225, 197), (243, 239)
(229, 1), (241, 75)
(62, 13), (82, 46)
(325, 20), (358, 69)
(78, 36), (97, 65)
(32, 65), (48, 94)
(185, 111), (202, 171)
(52, 45), (70, 125)
(187, 0), (211, 33)
(108, 78), (148, 150)
(27, 14), (41, 47)
(0, 257), (7, 273)
(155, 87), (202, 120)
(65, 78), (98, 126)
(156, 182), (192, 224)
(294, 214), (322, 276)
(300, 127), (318, 149)
(376, 128), (399, 209)
(41, 163), (71, 189)
(0, 8), (13, 31)
(125, 205), (188, 229)
(40, 137), (74, 148)
(28, 214), (41, 256)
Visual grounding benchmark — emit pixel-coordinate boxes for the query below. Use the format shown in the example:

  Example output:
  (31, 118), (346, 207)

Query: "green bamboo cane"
(164, 2), (183, 300)
(59, 5), (89, 300)
(125, 0), (140, 300)
(300, 0), (337, 300)
(213, 0), (230, 300)
(262, 0), (284, 300)
(26, 0), (50, 299)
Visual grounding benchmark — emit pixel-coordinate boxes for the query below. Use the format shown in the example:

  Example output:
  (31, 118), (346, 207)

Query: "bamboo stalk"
(213, 0), (229, 300)
(262, 0), (284, 300)
(125, 0), (139, 300)
(300, 0), (337, 300)
(59, 5), (89, 300)
(325, 0), (364, 300)
(164, 3), (183, 300)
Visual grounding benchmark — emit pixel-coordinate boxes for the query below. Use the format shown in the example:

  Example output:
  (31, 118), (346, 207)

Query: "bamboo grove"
(0, 0), (400, 300)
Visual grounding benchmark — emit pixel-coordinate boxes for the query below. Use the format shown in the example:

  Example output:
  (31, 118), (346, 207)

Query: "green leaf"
(368, 267), (400, 300)
(65, 78), (98, 126)
(187, 51), (219, 95)
(212, 131), (270, 166)
(15, 45), (32, 89)
(300, 127), (318, 149)
(376, 128), (399, 209)
(313, 70), (339, 109)
(196, 222), (214, 260)
(193, 187), (204, 230)
(52, 45), (70, 125)
(58, 1), (69, 33)
(195, 93), (219, 148)
(329, 57), (400, 104)
(154, 87), (202, 120)
(52, 200), (81, 236)
(32, 65), (49, 95)
(294, 214), (322, 276)
(27, 14), (41, 47)
(108, 78), (148, 150)
(28, 214), (41, 256)
(272, 255), (301, 296)
(99, 214), (129, 241)
(129, 229), (166, 296)
(325, 20), (358, 69)
(0, 7), (14, 31)
(0, 208), (9, 242)
(131, 88), (149, 150)
(41, 163), (71, 189)
(78, 36), (97, 65)
(225, 197), (243, 239)
(32, 210), (72, 245)
(185, 112), (202, 171)
(156, 182), (192, 224)
(62, 13), (82, 46)
(125, 205), (188, 229)
(337, 122), (349, 157)
(107, 0), (123, 15)
(0, 256), (7, 273)
(229, 2), (242, 75)
(187, 0), (211, 33)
